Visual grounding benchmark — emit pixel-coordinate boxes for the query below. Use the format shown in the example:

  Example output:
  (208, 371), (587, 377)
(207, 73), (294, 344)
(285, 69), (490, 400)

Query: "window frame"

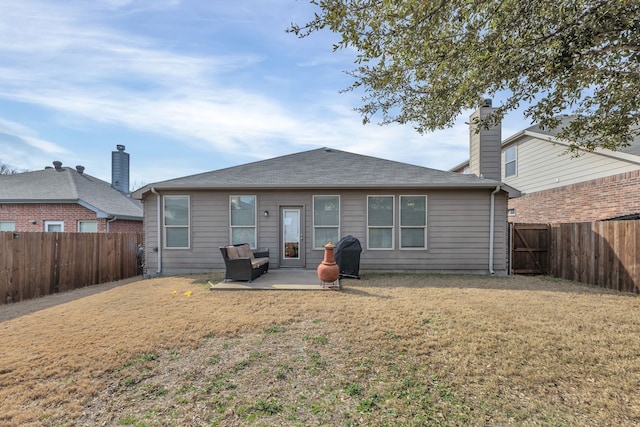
(163, 195), (191, 249)
(44, 220), (64, 232)
(229, 195), (257, 249)
(504, 145), (517, 178)
(312, 195), (340, 249)
(78, 220), (98, 233)
(367, 195), (395, 250)
(399, 195), (427, 250)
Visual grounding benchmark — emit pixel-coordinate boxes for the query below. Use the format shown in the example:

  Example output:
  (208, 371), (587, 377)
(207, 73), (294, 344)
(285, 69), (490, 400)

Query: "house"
(132, 113), (512, 276)
(450, 112), (640, 223)
(0, 146), (143, 233)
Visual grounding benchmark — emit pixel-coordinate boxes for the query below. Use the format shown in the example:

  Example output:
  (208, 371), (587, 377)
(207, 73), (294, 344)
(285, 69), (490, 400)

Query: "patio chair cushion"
(251, 257), (269, 268)
(226, 245), (240, 259)
(236, 244), (254, 259)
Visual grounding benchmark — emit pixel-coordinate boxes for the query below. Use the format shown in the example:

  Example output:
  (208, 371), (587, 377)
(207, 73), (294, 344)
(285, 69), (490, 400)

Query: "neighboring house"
(451, 111), (640, 223)
(132, 127), (512, 277)
(0, 146), (142, 233)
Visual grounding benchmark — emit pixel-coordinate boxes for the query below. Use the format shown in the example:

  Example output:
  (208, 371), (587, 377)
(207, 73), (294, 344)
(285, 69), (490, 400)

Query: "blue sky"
(0, 0), (530, 189)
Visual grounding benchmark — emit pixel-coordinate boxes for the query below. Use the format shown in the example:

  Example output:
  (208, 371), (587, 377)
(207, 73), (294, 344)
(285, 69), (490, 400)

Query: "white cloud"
(0, 119), (69, 155)
(0, 118), (72, 172)
(0, 0), (508, 184)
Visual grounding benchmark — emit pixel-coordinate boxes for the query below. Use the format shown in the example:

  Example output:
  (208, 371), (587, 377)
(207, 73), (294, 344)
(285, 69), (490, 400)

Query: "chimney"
(76, 165), (85, 174)
(111, 145), (130, 194)
(468, 99), (501, 181)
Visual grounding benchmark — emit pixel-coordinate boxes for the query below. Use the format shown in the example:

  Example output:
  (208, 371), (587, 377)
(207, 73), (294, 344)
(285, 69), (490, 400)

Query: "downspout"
(106, 216), (117, 233)
(489, 185), (501, 275)
(151, 187), (162, 275)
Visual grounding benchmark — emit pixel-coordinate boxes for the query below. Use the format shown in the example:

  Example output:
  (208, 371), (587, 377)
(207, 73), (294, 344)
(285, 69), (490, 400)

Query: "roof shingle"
(135, 147), (503, 195)
(0, 167), (142, 219)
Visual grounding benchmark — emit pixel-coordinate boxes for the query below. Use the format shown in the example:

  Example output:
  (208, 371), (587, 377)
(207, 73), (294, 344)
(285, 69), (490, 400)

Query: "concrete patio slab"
(209, 269), (340, 290)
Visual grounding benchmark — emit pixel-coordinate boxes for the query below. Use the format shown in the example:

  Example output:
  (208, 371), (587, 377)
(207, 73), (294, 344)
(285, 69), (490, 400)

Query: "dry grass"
(0, 273), (639, 426)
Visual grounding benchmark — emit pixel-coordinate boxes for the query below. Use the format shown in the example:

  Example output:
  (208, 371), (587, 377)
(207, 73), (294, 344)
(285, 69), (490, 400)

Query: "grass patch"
(344, 383), (363, 397)
(2, 273), (639, 426)
(253, 398), (283, 415)
(263, 325), (286, 334)
(304, 335), (329, 344)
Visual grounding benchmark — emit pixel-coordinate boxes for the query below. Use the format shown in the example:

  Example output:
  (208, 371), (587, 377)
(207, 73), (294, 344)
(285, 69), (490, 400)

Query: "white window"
(504, 145), (517, 177)
(367, 196), (394, 249)
(230, 195), (256, 248)
(400, 196), (427, 249)
(78, 221), (98, 232)
(164, 196), (190, 248)
(44, 221), (64, 232)
(313, 195), (340, 249)
(0, 221), (15, 231)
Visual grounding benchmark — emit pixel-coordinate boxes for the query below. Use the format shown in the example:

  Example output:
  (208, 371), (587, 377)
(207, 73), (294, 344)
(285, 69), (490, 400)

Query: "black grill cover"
(334, 235), (362, 279)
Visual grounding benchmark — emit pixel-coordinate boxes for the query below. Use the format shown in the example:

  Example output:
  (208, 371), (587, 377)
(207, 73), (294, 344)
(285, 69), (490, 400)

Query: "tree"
(0, 161), (22, 175)
(289, 0), (640, 152)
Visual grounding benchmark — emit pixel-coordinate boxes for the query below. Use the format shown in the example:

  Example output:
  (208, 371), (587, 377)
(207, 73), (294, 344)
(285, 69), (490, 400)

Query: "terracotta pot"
(317, 242), (340, 283)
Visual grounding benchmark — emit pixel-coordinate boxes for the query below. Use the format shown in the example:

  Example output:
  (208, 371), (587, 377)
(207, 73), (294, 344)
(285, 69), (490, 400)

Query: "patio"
(209, 268), (341, 290)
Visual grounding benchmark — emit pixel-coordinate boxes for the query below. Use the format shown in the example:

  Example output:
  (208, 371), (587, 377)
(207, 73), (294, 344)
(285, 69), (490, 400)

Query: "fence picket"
(0, 232), (143, 305)
(541, 220), (639, 294)
(512, 220), (638, 294)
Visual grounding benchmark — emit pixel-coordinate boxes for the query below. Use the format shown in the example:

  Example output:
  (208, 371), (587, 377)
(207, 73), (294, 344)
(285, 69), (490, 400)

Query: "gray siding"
(504, 136), (640, 193)
(143, 188), (508, 276)
(142, 196), (159, 272)
(469, 107), (502, 181)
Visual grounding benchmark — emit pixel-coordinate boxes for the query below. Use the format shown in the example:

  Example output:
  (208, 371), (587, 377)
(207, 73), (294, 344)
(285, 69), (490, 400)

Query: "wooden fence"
(0, 232), (143, 305)
(548, 221), (639, 294)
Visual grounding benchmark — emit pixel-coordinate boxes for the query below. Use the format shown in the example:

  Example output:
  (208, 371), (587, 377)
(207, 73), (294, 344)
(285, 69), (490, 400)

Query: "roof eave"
(137, 182), (505, 193)
(504, 131), (640, 164)
(0, 199), (141, 220)
(0, 199), (77, 204)
(106, 214), (144, 221)
(77, 200), (110, 218)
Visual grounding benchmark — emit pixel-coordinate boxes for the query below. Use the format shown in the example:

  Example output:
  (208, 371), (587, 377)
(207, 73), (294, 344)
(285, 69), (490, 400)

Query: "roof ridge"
(64, 166), (82, 199)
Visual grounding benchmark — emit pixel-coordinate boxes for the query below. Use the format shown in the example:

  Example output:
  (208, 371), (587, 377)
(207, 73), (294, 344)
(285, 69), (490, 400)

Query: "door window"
(283, 209), (300, 259)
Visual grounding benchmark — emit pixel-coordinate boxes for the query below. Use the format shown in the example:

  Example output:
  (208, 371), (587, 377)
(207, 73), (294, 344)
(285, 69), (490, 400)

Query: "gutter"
(106, 216), (117, 233)
(151, 187), (162, 275)
(489, 185), (501, 275)
(140, 182), (504, 192)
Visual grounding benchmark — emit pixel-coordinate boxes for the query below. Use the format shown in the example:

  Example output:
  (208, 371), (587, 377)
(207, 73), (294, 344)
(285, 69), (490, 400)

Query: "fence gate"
(510, 223), (550, 275)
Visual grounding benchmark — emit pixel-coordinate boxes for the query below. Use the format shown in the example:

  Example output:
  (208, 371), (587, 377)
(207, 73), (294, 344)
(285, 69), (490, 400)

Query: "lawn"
(0, 273), (639, 426)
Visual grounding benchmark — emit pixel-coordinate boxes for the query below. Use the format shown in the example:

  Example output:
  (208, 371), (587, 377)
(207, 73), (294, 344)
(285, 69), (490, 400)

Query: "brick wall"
(108, 219), (143, 233)
(0, 203), (142, 233)
(509, 170), (640, 223)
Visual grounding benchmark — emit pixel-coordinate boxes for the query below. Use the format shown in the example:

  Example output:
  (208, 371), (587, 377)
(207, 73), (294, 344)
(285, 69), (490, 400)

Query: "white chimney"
(468, 99), (501, 181)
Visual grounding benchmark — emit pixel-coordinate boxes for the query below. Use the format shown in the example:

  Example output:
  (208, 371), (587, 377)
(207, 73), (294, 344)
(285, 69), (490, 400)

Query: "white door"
(280, 207), (305, 267)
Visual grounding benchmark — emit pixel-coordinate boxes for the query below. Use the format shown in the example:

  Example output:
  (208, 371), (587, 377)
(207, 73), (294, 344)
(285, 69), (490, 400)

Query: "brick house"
(451, 110), (640, 223)
(0, 146), (142, 233)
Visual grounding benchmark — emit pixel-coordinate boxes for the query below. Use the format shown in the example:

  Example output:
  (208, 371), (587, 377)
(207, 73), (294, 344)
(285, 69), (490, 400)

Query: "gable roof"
(0, 167), (143, 220)
(450, 116), (640, 172)
(521, 115), (640, 156)
(133, 147), (509, 198)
